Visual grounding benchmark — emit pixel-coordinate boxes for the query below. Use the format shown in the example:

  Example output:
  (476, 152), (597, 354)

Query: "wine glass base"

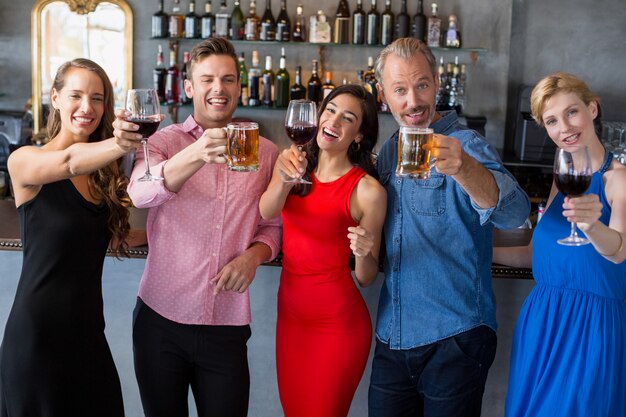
(138, 174), (163, 182)
(557, 236), (590, 246)
(284, 178), (312, 184)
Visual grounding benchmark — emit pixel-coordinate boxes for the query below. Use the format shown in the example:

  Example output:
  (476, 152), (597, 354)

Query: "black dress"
(0, 179), (124, 417)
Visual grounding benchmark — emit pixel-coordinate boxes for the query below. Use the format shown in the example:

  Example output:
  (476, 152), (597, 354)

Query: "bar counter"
(0, 199), (533, 279)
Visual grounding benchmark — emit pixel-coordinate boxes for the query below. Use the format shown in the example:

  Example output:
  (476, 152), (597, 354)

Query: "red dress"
(277, 167), (373, 417)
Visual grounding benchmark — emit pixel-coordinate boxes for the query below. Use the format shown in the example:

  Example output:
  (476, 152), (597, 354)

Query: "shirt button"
(396, 179), (401, 184)
(212, 253), (217, 257)
(218, 195), (224, 200)
(216, 225), (221, 229)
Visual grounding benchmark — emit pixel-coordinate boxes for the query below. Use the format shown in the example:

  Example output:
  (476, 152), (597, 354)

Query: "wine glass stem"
(142, 139), (151, 177)
(570, 221), (578, 238)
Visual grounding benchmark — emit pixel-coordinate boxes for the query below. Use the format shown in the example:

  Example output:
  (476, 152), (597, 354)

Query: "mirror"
(31, 0), (133, 141)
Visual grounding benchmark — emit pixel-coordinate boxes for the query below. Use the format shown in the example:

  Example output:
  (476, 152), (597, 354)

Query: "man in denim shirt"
(368, 38), (530, 417)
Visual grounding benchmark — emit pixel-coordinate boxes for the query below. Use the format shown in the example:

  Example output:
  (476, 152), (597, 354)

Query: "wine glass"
(284, 99), (318, 184)
(125, 89), (162, 182)
(553, 147), (592, 246)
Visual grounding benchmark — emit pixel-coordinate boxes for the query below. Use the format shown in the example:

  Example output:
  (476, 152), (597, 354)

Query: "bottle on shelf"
(248, 50), (262, 107)
(238, 52), (249, 106)
(447, 61), (459, 111)
(292, 4), (306, 42)
(307, 59), (322, 104)
(215, 0), (231, 38)
(322, 71), (336, 99)
(276, 0), (291, 42)
(456, 63), (466, 114)
(435, 56), (447, 110)
(395, 0), (410, 39)
(355, 69), (365, 87)
(363, 56), (380, 109)
(169, 0), (185, 38)
(426, 2), (441, 47)
(275, 48), (290, 108)
(261, 55), (275, 107)
(165, 46), (180, 105)
(310, 10), (332, 43)
(352, 0), (366, 45)
(380, 0), (394, 46)
(411, 0), (426, 41)
(152, 0), (169, 38)
(185, 0), (200, 39)
(153, 44), (167, 104)
(260, 0), (276, 41)
(334, 0), (351, 44)
(230, 0), (245, 40)
(200, 0), (215, 38)
(245, 0), (260, 41)
(366, 0), (380, 46)
(290, 65), (306, 100)
(445, 14), (461, 48)
(179, 51), (192, 104)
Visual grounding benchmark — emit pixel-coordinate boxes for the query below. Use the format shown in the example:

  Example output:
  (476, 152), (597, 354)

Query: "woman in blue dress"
(494, 72), (626, 417)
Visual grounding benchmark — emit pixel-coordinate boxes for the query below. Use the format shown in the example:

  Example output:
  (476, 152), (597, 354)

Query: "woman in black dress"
(0, 59), (142, 417)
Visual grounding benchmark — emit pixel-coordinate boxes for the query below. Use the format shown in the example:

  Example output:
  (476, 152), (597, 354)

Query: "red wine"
(285, 123), (317, 146)
(554, 172), (591, 197)
(128, 118), (161, 138)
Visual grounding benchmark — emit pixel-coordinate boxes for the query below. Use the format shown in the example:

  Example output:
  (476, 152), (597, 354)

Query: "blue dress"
(506, 152), (626, 417)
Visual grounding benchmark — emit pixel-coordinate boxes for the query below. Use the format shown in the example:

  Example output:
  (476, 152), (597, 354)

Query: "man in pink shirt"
(113, 38), (280, 417)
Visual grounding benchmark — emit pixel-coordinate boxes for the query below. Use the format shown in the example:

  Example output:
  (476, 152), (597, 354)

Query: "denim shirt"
(376, 111), (530, 349)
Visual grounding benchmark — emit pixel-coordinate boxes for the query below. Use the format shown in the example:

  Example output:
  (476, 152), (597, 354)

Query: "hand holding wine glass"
(126, 89), (162, 182)
(284, 100), (318, 184)
(553, 147), (592, 246)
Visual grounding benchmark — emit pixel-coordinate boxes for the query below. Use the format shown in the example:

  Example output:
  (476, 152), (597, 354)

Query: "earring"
(351, 141), (361, 152)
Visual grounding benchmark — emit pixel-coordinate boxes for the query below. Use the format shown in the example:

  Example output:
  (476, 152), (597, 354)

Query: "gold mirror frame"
(31, 0), (133, 141)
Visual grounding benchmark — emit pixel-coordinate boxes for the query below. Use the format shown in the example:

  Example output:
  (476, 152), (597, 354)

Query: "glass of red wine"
(553, 147), (592, 246)
(126, 89), (162, 182)
(284, 99), (318, 184)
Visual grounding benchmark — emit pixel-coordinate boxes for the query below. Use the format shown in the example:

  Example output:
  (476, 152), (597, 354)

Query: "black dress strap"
(599, 151), (613, 174)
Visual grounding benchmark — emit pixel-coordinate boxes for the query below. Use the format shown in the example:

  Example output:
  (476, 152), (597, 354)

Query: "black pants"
(132, 298), (251, 417)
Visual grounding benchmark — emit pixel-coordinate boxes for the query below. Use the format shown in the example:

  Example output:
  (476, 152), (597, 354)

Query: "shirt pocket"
(408, 174), (446, 216)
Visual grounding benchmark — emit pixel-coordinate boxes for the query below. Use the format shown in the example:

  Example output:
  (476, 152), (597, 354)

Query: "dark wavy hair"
(294, 84), (379, 196)
(48, 58), (131, 257)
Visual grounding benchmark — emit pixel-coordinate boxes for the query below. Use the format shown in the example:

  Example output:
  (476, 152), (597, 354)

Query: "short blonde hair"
(375, 38), (437, 88)
(530, 72), (600, 127)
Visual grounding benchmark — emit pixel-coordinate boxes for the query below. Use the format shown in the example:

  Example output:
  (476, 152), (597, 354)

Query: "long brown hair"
(48, 58), (131, 256)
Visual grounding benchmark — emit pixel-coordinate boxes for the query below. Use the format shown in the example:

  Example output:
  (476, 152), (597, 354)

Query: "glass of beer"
(226, 121), (259, 172)
(396, 127), (434, 179)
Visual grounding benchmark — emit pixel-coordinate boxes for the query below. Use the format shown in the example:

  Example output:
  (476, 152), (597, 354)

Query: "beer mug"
(226, 121), (259, 172)
(396, 127), (434, 179)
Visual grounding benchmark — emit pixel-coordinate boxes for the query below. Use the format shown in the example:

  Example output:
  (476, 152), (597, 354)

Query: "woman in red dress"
(260, 84), (387, 417)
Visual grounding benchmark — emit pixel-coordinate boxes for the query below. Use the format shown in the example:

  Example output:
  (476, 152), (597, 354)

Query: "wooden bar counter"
(0, 199), (533, 279)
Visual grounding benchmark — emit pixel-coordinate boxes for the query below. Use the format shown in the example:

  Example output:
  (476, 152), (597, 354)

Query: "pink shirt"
(128, 116), (281, 325)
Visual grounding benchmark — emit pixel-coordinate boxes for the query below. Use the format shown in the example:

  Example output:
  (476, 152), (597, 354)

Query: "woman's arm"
(259, 145), (306, 219)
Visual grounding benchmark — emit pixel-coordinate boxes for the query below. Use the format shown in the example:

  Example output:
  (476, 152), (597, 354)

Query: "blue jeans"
(368, 325), (497, 417)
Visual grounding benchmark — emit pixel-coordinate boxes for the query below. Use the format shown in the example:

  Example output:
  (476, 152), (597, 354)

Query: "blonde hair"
(375, 37), (437, 88)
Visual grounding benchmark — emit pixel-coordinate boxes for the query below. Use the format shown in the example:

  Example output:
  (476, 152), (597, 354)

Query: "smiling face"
(185, 54), (240, 129)
(316, 93), (364, 155)
(50, 67), (105, 141)
(378, 52), (439, 128)
(541, 91), (598, 151)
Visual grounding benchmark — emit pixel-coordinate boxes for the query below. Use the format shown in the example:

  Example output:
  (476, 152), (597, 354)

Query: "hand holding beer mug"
(396, 127), (434, 179)
(225, 121), (259, 172)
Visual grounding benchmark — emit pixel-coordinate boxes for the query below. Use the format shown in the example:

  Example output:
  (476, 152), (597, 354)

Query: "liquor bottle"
(363, 56), (379, 109)
(260, 0), (276, 41)
(185, 0), (200, 38)
(261, 55), (275, 107)
(395, 0), (410, 39)
(445, 14), (461, 48)
(366, 0), (380, 46)
(165, 48), (180, 104)
(153, 44), (167, 104)
(248, 50), (262, 107)
(307, 59), (322, 104)
(322, 71), (335, 99)
(356, 69), (365, 86)
(230, 0), (245, 40)
(447, 61), (459, 112)
(426, 2), (441, 47)
(152, 0), (169, 38)
(352, 0), (366, 45)
(215, 0), (231, 38)
(380, 0), (394, 46)
(245, 0), (260, 40)
(200, 1), (215, 38)
(179, 51), (192, 104)
(411, 0), (426, 41)
(334, 0), (351, 44)
(290, 65), (306, 100)
(292, 4), (306, 42)
(276, 0), (291, 41)
(456, 63), (466, 114)
(169, 0), (185, 38)
(275, 48), (290, 108)
(310, 10), (332, 43)
(435, 56), (446, 110)
(238, 52), (249, 106)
